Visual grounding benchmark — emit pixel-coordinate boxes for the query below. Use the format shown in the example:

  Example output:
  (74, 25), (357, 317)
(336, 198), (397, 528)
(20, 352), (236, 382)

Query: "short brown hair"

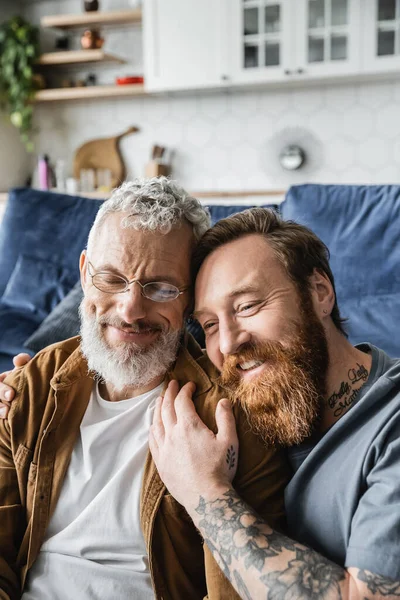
(192, 207), (347, 336)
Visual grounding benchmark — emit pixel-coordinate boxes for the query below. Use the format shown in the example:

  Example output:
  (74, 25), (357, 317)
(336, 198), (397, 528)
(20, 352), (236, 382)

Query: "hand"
(149, 379), (239, 514)
(0, 353), (31, 418)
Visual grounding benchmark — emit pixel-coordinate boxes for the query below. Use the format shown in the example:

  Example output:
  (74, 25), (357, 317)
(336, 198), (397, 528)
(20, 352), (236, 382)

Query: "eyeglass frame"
(86, 260), (190, 302)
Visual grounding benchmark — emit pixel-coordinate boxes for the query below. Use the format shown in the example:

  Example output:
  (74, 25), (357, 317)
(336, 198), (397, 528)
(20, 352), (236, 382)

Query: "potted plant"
(0, 16), (40, 151)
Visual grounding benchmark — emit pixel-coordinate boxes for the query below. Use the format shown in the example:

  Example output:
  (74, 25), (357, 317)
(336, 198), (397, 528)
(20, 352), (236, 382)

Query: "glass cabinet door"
(296, 0), (361, 76)
(230, 0), (293, 83)
(362, 0), (400, 73)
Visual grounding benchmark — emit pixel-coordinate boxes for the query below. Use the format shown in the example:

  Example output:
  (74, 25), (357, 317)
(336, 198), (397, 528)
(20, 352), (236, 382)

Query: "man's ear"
(309, 269), (335, 319)
(79, 250), (88, 291)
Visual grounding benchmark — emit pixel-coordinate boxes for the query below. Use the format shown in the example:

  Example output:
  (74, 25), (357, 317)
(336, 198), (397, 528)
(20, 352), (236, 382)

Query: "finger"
(12, 353), (31, 369)
(161, 380), (179, 428)
(152, 396), (165, 438)
(215, 399), (239, 445)
(148, 426), (159, 461)
(0, 403), (10, 419)
(0, 382), (14, 403)
(0, 371), (11, 385)
(174, 382), (208, 430)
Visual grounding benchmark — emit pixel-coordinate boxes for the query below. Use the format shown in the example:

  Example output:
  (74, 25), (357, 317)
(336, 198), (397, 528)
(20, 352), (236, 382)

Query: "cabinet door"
(362, 0), (400, 73)
(143, 0), (228, 91)
(229, 0), (294, 84)
(295, 0), (362, 77)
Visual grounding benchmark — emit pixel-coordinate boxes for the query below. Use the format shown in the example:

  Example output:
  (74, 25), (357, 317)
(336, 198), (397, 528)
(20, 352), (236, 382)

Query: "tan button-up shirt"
(0, 334), (290, 600)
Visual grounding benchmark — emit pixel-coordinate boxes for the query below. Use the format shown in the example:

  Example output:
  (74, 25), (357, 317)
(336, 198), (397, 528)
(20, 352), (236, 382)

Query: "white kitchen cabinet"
(143, 0), (228, 91)
(228, 0), (294, 84)
(229, 0), (362, 84)
(362, 0), (400, 73)
(143, 0), (363, 92)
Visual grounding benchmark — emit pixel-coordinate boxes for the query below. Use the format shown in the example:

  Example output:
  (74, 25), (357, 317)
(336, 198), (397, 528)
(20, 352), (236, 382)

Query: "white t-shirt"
(22, 381), (163, 600)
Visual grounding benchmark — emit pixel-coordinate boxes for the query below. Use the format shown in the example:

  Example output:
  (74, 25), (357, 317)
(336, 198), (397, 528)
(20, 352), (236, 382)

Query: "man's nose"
(116, 283), (147, 322)
(218, 321), (251, 356)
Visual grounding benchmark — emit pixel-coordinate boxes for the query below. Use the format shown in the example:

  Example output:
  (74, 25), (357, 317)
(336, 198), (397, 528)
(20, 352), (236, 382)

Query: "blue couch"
(0, 184), (398, 371)
(0, 188), (102, 371)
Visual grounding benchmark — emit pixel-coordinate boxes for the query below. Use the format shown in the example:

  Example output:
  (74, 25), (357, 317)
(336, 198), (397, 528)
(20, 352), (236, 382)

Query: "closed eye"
(237, 301), (262, 315)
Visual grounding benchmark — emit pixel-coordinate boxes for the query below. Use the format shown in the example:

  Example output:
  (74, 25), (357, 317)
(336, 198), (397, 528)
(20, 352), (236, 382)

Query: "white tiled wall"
(32, 80), (400, 192)
(10, 0), (400, 193)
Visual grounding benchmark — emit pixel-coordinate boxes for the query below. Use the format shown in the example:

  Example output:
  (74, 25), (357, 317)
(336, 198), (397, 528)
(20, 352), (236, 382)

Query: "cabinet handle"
(284, 69), (292, 75)
(296, 68), (305, 74)
(221, 75), (229, 81)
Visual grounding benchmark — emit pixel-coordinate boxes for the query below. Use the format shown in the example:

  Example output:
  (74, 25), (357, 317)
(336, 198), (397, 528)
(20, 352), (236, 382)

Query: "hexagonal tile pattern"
(324, 84), (357, 112)
(291, 88), (325, 116)
(376, 105), (400, 139)
(184, 116), (213, 147)
(357, 137), (390, 170)
(308, 108), (343, 142)
(325, 138), (356, 173)
(358, 81), (394, 109)
(198, 93), (231, 121)
(27, 37), (400, 194)
(342, 106), (375, 142)
(215, 115), (244, 148)
(258, 90), (291, 116)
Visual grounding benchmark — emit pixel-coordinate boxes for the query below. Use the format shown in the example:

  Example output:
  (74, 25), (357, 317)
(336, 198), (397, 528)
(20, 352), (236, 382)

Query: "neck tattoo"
(327, 362), (369, 419)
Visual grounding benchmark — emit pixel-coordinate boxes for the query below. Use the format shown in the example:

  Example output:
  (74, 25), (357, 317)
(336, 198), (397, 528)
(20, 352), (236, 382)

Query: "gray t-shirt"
(285, 344), (400, 579)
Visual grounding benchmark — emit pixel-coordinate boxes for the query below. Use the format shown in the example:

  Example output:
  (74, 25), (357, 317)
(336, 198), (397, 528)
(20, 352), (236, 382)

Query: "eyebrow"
(193, 285), (260, 320)
(90, 262), (185, 288)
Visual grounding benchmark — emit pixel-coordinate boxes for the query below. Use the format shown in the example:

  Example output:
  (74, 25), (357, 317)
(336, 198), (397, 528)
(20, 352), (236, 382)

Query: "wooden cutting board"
(73, 125), (139, 187)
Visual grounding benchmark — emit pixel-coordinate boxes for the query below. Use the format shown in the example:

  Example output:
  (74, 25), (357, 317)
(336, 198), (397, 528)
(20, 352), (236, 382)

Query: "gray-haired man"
(0, 179), (289, 599)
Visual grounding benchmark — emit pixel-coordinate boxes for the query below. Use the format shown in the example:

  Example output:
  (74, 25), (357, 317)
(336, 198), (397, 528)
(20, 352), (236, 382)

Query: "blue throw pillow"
(281, 184), (400, 357)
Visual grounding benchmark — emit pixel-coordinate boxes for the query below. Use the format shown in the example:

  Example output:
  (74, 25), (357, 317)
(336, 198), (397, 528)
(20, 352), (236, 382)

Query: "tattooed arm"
(191, 488), (400, 600)
(149, 382), (400, 600)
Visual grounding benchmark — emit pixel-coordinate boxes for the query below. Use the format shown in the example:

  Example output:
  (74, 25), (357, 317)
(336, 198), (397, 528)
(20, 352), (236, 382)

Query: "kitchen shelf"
(37, 49), (125, 66)
(34, 83), (146, 102)
(41, 8), (142, 30)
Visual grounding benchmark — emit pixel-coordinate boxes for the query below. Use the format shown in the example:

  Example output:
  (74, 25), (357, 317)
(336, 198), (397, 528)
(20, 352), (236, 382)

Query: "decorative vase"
(84, 0), (99, 12)
(81, 29), (104, 50)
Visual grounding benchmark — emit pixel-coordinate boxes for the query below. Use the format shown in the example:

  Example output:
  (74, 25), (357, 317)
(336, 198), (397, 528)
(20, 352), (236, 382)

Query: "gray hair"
(87, 177), (210, 252)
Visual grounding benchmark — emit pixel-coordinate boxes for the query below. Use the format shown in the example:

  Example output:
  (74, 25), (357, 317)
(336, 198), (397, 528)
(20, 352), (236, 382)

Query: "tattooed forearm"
(357, 570), (400, 596)
(195, 490), (346, 599)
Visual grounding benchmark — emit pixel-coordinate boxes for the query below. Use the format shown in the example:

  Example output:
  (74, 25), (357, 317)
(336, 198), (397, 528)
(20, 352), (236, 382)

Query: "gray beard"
(79, 301), (182, 392)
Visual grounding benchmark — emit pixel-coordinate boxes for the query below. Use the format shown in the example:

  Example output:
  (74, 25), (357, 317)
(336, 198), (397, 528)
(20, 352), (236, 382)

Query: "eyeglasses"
(87, 261), (189, 303)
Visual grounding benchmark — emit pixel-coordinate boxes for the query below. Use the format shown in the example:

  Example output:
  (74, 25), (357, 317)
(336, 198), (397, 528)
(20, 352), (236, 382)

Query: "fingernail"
(220, 398), (230, 408)
(0, 408), (7, 418)
(5, 391), (11, 401)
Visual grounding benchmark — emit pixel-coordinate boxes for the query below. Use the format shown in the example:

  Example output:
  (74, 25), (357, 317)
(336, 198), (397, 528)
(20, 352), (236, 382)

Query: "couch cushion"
(0, 187), (103, 298)
(24, 280), (83, 353)
(1, 254), (77, 320)
(281, 184), (400, 357)
(0, 188), (103, 367)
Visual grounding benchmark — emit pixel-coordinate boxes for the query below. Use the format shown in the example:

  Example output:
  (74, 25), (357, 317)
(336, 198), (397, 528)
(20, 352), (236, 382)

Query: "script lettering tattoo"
(327, 362), (369, 418)
(333, 387), (360, 418)
(195, 490), (345, 599)
(226, 445), (236, 470)
(357, 570), (400, 596)
(348, 363), (369, 385)
(328, 382), (351, 409)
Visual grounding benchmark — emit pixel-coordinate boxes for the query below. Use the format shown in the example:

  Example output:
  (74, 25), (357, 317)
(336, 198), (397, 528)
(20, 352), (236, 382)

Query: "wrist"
(184, 483), (235, 519)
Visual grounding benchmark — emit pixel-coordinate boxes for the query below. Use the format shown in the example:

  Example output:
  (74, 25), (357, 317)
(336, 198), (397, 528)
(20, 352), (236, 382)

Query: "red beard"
(218, 309), (329, 447)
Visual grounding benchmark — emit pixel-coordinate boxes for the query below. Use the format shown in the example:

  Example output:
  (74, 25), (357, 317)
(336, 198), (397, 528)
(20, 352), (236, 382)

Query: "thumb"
(216, 398), (238, 443)
(13, 353), (32, 369)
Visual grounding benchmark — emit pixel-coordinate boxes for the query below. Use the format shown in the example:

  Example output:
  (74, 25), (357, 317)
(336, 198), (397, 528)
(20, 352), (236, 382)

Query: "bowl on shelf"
(116, 76), (144, 85)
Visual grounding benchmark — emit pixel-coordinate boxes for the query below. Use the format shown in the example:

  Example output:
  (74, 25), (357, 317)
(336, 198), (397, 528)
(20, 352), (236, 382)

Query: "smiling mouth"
(237, 360), (265, 372)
